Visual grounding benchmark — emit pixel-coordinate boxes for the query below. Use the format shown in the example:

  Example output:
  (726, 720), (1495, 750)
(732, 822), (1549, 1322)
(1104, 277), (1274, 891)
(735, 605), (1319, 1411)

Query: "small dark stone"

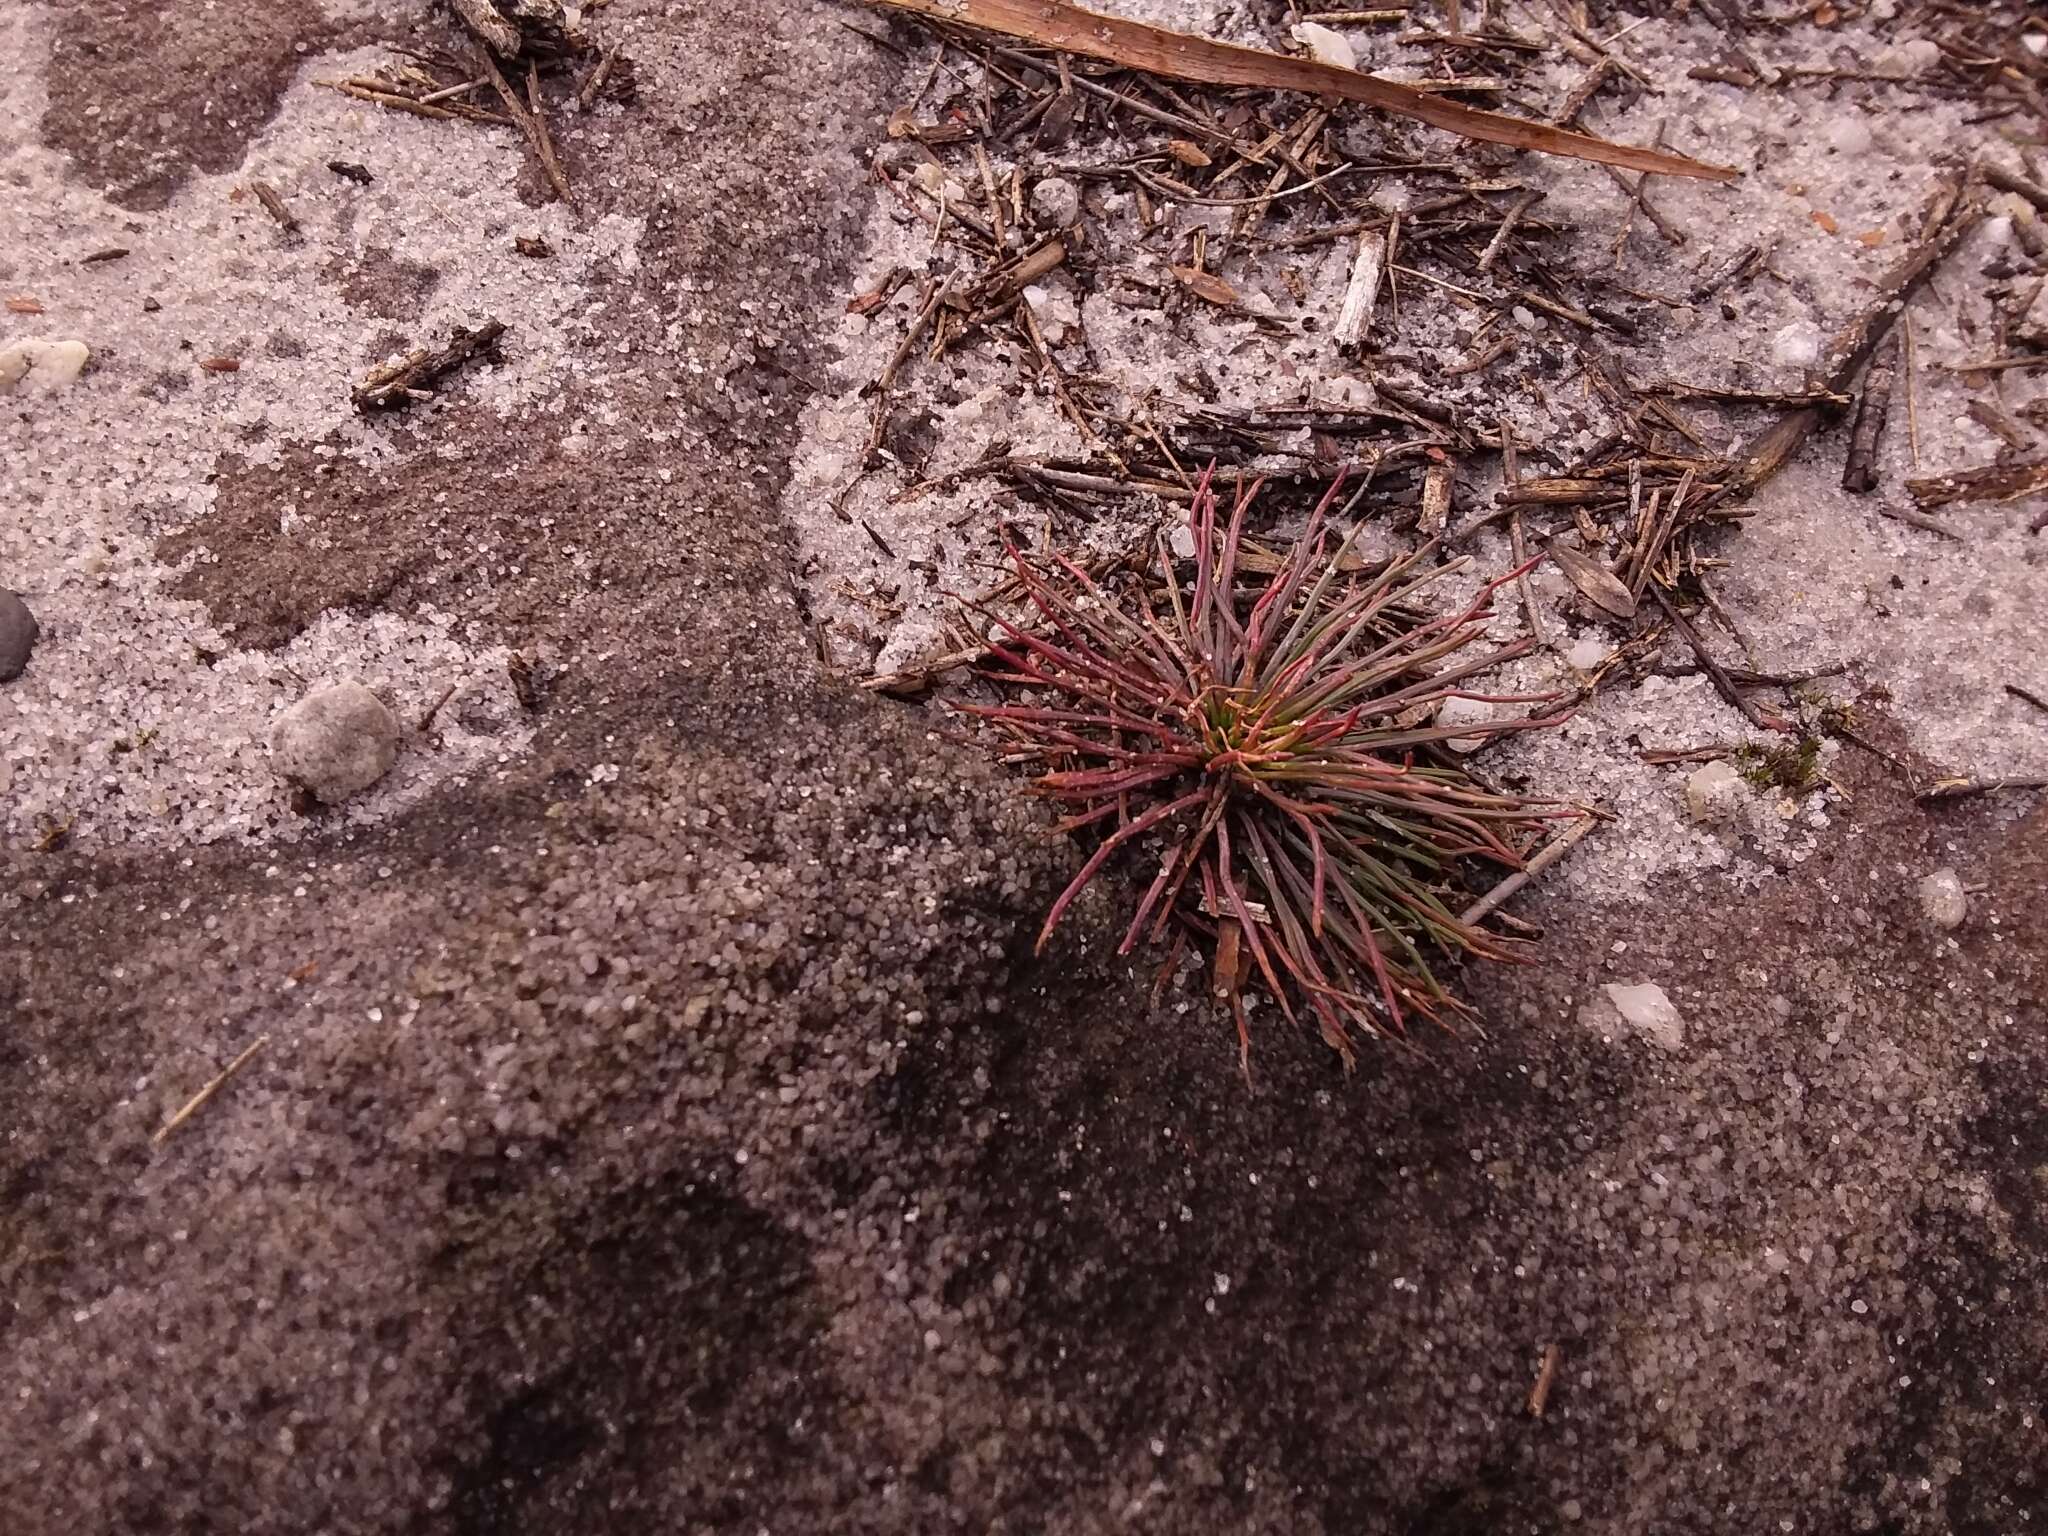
(0, 590), (38, 681)
(142, 296), (161, 313)
(603, 51), (638, 104)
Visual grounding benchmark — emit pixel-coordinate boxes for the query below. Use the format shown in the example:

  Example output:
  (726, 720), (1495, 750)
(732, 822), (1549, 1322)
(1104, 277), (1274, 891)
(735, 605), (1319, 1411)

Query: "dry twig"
(154, 1036), (271, 1147)
(472, 45), (577, 208)
(1528, 1343), (1563, 1418)
(1459, 813), (1600, 926)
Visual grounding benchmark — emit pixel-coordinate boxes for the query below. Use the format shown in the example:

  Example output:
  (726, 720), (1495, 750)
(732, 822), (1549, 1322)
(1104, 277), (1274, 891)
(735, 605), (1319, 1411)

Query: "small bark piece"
(352, 320), (508, 412)
(455, 0), (584, 58)
(1333, 227), (1386, 352)
(250, 179), (300, 235)
(1841, 332), (1899, 494)
(1528, 1344), (1562, 1418)
(1419, 458), (1453, 538)
(452, 0), (523, 56)
(1982, 163), (2048, 216)
(979, 240), (1067, 305)
(1171, 265), (1240, 307)
(1906, 457), (2048, 510)
(1963, 398), (2033, 453)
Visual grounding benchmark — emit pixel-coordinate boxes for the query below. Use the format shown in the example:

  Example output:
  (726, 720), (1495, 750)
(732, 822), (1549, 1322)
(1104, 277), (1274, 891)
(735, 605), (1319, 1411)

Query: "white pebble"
(1772, 320), (1822, 369)
(1290, 21), (1355, 70)
(1685, 760), (1745, 825)
(1602, 982), (1686, 1052)
(1564, 636), (1607, 671)
(0, 336), (91, 394)
(1023, 282), (1081, 341)
(1917, 867), (1966, 932)
(1827, 116), (1872, 156)
(913, 162), (966, 204)
(1434, 694), (1497, 754)
(1899, 38), (1941, 73)
(269, 682), (400, 804)
(1029, 176), (1081, 229)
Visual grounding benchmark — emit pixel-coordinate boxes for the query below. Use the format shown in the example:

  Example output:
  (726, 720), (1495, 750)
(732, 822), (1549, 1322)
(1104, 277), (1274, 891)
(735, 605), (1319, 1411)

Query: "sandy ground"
(2, 0), (2046, 1532)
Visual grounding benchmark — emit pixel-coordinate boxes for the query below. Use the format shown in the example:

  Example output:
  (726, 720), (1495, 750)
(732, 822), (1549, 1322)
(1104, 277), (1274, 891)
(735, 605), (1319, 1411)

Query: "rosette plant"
(963, 467), (1572, 1072)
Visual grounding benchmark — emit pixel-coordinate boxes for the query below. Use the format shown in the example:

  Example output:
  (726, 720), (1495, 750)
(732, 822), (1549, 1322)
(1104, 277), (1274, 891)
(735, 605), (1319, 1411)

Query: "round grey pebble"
(270, 682), (400, 804)
(0, 590), (37, 682)
(1030, 175), (1081, 229)
(1917, 866), (1966, 932)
